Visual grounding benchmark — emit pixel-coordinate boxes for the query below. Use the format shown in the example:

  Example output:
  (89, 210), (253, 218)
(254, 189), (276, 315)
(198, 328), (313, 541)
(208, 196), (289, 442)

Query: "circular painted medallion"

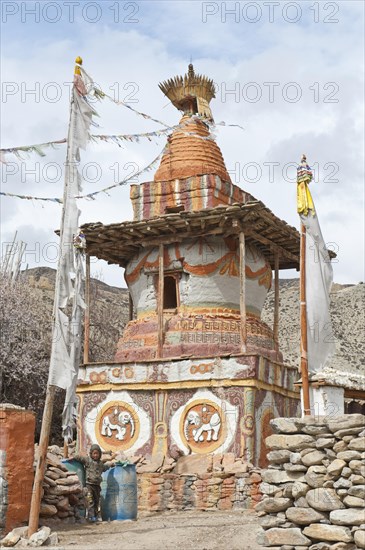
(96, 400), (140, 451)
(180, 400), (225, 454)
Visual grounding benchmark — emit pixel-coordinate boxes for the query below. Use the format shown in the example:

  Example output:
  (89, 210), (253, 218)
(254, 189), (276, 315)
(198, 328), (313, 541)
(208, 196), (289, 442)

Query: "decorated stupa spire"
(159, 64), (215, 121)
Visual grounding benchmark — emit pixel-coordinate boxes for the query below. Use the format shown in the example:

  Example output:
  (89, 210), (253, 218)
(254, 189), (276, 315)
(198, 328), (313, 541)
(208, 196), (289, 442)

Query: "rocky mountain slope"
(262, 279), (365, 381)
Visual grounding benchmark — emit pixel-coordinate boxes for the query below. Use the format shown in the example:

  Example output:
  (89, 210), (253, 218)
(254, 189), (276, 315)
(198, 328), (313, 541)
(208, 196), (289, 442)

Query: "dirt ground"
(55, 510), (263, 550)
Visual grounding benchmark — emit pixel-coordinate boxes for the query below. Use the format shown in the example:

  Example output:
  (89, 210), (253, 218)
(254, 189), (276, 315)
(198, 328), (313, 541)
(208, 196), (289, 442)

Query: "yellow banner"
(297, 180), (315, 216)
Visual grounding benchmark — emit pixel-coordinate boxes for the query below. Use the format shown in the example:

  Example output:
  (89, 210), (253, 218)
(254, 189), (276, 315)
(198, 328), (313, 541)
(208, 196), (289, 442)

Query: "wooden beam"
(141, 227), (225, 248)
(246, 229), (299, 265)
(344, 389), (365, 400)
(129, 292), (134, 321)
(82, 203), (302, 269)
(157, 243), (164, 357)
(128, 227), (144, 238)
(239, 232), (246, 352)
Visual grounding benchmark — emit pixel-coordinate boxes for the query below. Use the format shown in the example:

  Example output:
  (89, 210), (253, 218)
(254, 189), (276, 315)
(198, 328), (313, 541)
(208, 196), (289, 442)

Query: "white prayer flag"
(300, 212), (336, 373)
(48, 59), (96, 437)
(297, 156), (336, 374)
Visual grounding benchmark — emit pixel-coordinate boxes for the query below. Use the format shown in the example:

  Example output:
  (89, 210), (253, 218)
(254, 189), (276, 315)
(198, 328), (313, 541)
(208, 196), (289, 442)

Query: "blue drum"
(101, 464), (137, 521)
(61, 458), (86, 487)
(61, 458), (86, 518)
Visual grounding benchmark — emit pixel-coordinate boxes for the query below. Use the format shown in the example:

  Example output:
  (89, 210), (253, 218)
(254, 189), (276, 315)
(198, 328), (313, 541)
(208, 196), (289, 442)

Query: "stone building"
(77, 65), (301, 467)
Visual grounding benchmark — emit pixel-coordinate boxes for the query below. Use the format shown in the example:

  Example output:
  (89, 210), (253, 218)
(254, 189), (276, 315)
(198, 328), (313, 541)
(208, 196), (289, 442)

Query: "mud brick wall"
(256, 414), (365, 550)
(0, 405), (35, 535)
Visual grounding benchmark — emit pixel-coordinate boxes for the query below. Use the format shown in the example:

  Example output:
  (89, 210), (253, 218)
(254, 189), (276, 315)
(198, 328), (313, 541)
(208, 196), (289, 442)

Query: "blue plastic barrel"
(61, 459), (86, 487)
(100, 464), (137, 521)
(61, 459), (86, 518)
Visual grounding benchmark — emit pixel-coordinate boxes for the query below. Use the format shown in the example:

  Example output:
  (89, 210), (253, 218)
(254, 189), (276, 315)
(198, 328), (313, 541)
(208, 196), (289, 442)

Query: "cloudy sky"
(1, 0), (364, 287)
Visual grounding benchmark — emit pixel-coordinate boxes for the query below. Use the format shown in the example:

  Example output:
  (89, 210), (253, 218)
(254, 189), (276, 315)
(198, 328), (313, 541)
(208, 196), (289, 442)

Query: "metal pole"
(239, 232), (246, 352)
(300, 223), (311, 416)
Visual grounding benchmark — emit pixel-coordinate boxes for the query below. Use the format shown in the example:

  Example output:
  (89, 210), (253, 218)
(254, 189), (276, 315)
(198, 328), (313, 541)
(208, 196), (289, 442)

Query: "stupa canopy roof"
(81, 198), (304, 270)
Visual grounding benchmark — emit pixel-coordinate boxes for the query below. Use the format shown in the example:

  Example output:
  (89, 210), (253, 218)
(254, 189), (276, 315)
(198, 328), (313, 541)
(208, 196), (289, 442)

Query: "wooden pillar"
(300, 223), (311, 415)
(83, 253), (90, 364)
(28, 385), (56, 535)
(128, 292), (134, 321)
(273, 252), (280, 349)
(239, 232), (246, 352)
(157, 243), (164, 358)
(63, 440), (69, 458)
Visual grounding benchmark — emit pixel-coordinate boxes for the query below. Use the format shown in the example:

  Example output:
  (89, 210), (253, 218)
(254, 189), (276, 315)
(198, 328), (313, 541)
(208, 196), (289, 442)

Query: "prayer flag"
(297, 156), (336, 374)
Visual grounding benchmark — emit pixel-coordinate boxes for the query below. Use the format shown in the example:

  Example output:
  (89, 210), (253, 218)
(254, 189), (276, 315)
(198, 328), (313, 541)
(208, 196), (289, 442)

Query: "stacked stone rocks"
(40, 449), (84, 524)
(137, 454), (262, 512)
(39, 448), (261, 519)
(256, 414), (365, 550)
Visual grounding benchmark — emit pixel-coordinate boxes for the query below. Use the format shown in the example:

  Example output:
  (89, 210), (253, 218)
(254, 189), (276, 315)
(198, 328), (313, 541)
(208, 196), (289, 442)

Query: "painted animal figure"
(101, 409), (135, 440)
(184, 410), (221, 442)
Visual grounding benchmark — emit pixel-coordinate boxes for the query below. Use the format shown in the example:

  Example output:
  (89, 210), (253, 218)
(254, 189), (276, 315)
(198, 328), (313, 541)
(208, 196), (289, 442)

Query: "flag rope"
(1, 115), (243, 164)
(0, 146), (166, 203)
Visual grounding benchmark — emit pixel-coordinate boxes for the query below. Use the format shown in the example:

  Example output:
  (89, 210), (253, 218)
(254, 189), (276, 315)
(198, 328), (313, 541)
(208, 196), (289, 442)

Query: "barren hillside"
(22, 267), (129, 362)
(262, 279), (365, 381)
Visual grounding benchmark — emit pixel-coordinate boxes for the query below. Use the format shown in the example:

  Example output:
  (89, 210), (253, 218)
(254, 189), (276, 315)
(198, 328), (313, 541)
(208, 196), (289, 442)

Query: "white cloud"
(1, 0), (364, 286)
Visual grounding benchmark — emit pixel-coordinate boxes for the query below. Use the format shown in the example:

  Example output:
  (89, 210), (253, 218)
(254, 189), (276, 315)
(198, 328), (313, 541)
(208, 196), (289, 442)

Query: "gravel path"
(55, 510), (262, 550)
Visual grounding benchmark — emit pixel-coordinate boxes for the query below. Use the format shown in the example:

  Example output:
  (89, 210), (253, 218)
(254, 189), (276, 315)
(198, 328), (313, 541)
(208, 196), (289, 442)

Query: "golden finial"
(188, 63), (195, 79)
(74, 56), (83, 75)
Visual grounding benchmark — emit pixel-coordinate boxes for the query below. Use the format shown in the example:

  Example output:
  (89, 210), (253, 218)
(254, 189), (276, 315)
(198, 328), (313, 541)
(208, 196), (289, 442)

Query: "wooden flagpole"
(300, 222), (311, 416)
(28, 385), (56, 535)
(83, 253), (91, 364)
(28, 58), (80, 536)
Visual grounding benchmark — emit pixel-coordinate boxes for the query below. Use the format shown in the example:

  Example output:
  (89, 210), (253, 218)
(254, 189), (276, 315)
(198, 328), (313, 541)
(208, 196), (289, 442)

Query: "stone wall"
(137, 454), (262, 512)
(40, 449), (261, 522)
(0, 405), (35, 535)
(256, 414), (365, 550)
(40, 449), (84, 524)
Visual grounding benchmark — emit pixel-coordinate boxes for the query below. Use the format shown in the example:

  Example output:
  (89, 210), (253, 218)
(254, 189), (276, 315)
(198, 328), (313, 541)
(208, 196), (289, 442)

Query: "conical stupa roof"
(154, 115), (231, 183)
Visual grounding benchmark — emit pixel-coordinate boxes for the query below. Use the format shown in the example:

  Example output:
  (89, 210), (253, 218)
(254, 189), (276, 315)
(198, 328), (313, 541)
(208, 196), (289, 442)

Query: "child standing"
(74, 444), (114, 522)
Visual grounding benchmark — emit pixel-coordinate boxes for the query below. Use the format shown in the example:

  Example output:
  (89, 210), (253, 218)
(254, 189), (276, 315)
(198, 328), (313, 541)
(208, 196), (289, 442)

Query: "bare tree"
(0, 269), (128, 442)
(0, 272), (66, 440)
